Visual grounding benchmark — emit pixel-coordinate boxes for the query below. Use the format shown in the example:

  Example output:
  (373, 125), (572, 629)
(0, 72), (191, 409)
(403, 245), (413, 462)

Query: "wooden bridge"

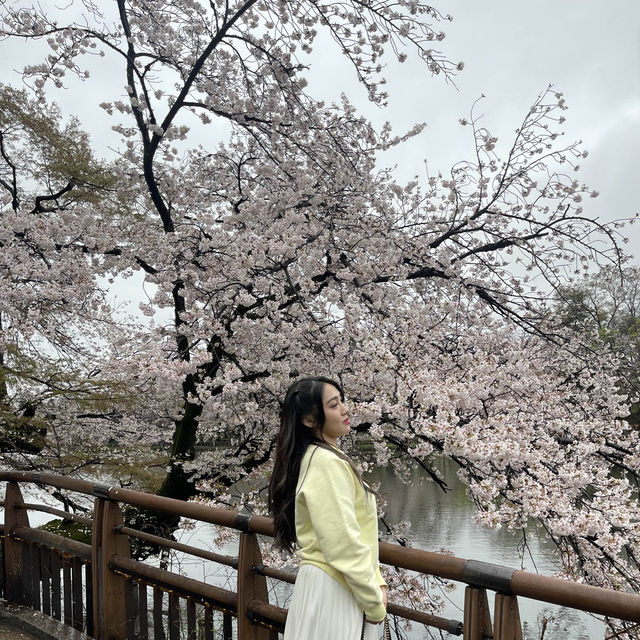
(1, 470), (639, 639)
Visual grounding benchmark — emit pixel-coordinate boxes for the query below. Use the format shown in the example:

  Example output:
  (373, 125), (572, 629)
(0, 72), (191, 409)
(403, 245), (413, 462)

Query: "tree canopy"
(555, 265), (640, 425)
(1, 2), (639, 632)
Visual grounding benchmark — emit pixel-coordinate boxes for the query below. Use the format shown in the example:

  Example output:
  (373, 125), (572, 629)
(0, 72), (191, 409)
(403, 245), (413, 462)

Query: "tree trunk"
(158, 373), (201, 502)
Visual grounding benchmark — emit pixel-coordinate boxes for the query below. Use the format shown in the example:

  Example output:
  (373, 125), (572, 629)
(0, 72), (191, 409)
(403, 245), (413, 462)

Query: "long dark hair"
(267, 376), (375, 553)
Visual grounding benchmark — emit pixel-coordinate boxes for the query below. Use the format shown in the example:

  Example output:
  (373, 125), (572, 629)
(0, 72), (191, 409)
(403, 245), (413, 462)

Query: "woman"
(268, 376), (387, 639)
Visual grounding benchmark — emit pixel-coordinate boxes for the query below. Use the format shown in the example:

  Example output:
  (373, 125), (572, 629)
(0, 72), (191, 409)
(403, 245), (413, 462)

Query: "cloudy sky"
(2, 0), (639, 261)
(309, 0), (640, 261)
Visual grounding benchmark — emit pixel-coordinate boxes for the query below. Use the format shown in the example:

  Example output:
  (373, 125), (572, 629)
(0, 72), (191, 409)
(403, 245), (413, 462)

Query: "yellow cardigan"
(294, 444), (387, 621)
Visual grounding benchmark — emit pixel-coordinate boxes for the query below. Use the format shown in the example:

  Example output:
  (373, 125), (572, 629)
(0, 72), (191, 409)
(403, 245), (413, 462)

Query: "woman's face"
(317, 383), (350, 446)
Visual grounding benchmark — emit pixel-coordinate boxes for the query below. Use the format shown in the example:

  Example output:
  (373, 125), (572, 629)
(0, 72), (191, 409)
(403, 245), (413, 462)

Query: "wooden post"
(92, 497), (105, 637)
(236, 532), (272, 640)
(494, 593), (523, 640)
(463, 586), (492, 640)
(3, 481), (30, 605)
(92, 497), (131, 640)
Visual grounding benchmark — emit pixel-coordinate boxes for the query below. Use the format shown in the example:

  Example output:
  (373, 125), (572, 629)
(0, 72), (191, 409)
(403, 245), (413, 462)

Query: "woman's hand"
(365, 586), (389, 625)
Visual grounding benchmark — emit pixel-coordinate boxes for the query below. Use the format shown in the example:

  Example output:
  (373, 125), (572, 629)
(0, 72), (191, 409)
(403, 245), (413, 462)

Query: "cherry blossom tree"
(0, 80), (177, 489)
(1, 2), (639, 631)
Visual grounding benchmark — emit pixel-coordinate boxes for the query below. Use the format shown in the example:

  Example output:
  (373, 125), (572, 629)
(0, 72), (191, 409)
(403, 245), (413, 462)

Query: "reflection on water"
(369, 457), (602, 639)
(370, 457), (560, 571)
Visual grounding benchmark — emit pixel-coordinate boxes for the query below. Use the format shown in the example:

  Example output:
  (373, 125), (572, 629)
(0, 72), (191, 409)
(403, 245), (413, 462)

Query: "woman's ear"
(302, 415), (316, 429)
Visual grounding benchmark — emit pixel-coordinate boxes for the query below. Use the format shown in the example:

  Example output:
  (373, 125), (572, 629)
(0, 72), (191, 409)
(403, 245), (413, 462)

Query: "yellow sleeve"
(301, 451), (386, 621)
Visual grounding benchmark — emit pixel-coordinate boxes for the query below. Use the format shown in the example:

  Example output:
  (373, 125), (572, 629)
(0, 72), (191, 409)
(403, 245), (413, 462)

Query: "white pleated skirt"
(284, 564), (379, 640)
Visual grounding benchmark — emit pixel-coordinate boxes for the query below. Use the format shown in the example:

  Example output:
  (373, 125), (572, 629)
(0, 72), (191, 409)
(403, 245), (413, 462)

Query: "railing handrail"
(2, 469), (640, 624)
(0, 470), (274, 535)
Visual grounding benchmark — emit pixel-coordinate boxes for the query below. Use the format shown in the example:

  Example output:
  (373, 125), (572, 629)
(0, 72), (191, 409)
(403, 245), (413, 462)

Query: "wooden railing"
(1, 470), (640, 639)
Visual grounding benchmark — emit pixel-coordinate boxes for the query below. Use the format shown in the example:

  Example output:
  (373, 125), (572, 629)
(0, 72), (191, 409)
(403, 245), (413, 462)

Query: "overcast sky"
(313, 0), (640, 261)
(2, 0), (639, 262)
